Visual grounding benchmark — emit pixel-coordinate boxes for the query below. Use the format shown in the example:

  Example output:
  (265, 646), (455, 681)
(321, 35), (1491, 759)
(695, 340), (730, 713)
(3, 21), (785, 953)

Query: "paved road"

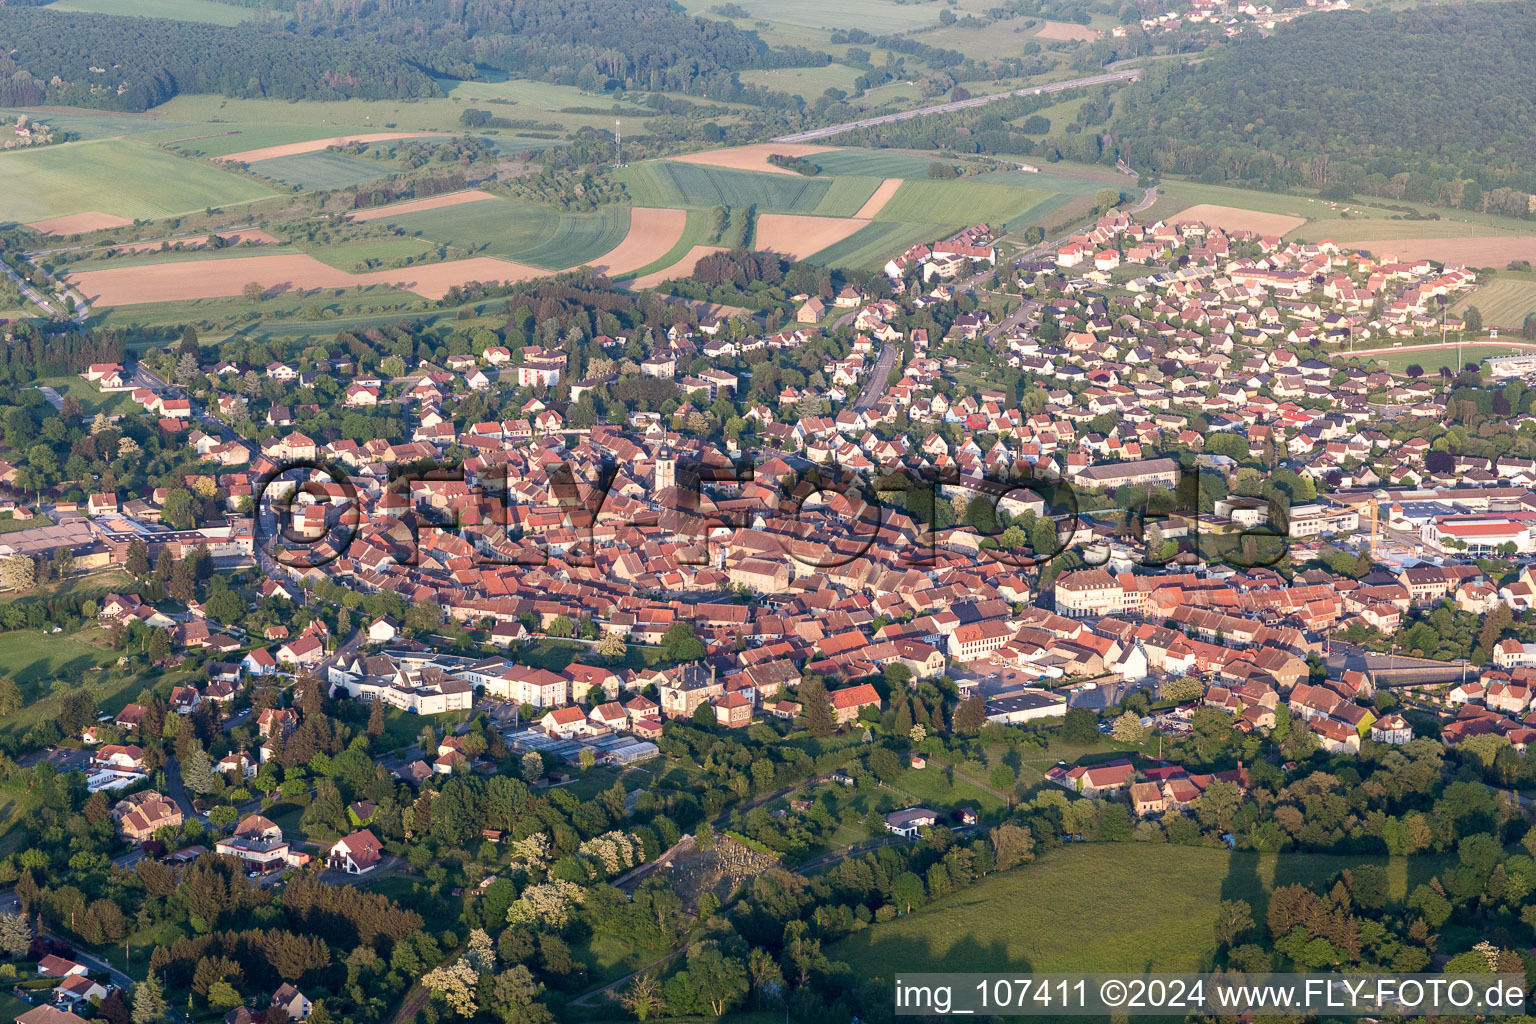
(0, 258), (59, 317)
(852, 344), (897, 411)
(770, 68), (1148, 143)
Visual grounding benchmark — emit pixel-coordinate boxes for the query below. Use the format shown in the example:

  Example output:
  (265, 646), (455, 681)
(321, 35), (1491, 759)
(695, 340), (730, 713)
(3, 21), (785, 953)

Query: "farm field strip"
(1170, 203), (1307, 236)
(65, 252), (548, 304)
(1452, 279), (1536, 329)
(347, 190), (500, 222)
(1342, 236), (1536, 265)
(667, 142), (835, 176)
(852, 178), (905, 219)
(244, 149), (393, 189)
(26, 211), (134, 235)
(0, 137), (275, 223)
(753, 213), (869, 261)
(618, 245), (729, 290)
(218, 131), (449, 163)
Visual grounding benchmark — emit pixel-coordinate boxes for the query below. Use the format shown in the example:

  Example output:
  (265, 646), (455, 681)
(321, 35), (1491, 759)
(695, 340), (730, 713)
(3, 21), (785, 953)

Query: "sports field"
(0, 138), (275, 223)
(1365, 343), (1529, 375)
(831, 843), (1448, 975)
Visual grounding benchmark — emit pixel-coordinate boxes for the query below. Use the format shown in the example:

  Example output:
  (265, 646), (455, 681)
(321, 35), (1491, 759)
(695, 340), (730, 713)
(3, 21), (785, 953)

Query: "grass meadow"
(619, 162), (835, 214)
(245, 150), (396, 189)
(46, 0), (255, 23)
(0, 138), (275, 223)
(872, 179), (1053, 232)
(1455, 277), (1536, 329)
(831, 843), (1452, 975)
(378, 198), (630, 268)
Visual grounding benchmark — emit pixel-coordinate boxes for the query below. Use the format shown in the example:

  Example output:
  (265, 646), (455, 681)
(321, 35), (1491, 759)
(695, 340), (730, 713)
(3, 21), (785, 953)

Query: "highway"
(770, 68), (1146, 143)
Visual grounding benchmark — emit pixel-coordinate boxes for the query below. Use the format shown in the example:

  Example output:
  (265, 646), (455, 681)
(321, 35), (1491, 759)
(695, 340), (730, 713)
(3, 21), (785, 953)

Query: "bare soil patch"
(66, 252), (544, 305)
(753, 213), (869, 261)
(621, 246), (729, 290)
(1170, 203), (1307, 236)
(26, 212), (134, 235)
(347, 190), (498, 222)
(582, 208), (688, 277)
(853, 178), (904, 219)
(218, 132), (447, 164)
(110, 229), (279, 254)
(668, 143), (834, 176)
(1032, 20), (1101, 40)
(1342, 236), (1536, 266)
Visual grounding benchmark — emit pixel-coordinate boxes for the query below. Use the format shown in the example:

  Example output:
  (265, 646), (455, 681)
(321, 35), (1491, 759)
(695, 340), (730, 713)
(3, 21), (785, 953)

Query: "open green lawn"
(0, 138), (275, 224)
(872, 179), (1052, 232)
(831, 843), (1452, 975)
(619, 162), (834, 214)
(47, 0), (255, 22)
(245, 150), (396, 190)
(1454, 279), (1536, 330)
(33, 375), (138, 415)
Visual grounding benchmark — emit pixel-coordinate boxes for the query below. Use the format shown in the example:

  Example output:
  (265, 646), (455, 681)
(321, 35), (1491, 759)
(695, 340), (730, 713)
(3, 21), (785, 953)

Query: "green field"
(872, 179), (1052, 232)
(0, 138), (275, 224)
(1456, 278), (1536, 329)
(673, 0), (995, 32)
(244, 150), (395, 189)
(513, 206), (631, 269)
(805, 219), (942, 269)
(809, 175), (884, 217)
(619, 162), (834, 214)
(809, 149), (953, 179)
(308, 237), (447, 271)
(832, 844), (1449, 975)
(738, 64), (866, 97)
(379, 198), (630, 269)
(47, 0), (254, 22)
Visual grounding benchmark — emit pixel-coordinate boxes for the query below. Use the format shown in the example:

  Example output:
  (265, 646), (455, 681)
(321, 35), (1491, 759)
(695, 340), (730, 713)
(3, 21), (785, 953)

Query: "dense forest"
(1112, 2), (1536, 214)
(0, 7), (438, 110)
(292, 0), (827, 101)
